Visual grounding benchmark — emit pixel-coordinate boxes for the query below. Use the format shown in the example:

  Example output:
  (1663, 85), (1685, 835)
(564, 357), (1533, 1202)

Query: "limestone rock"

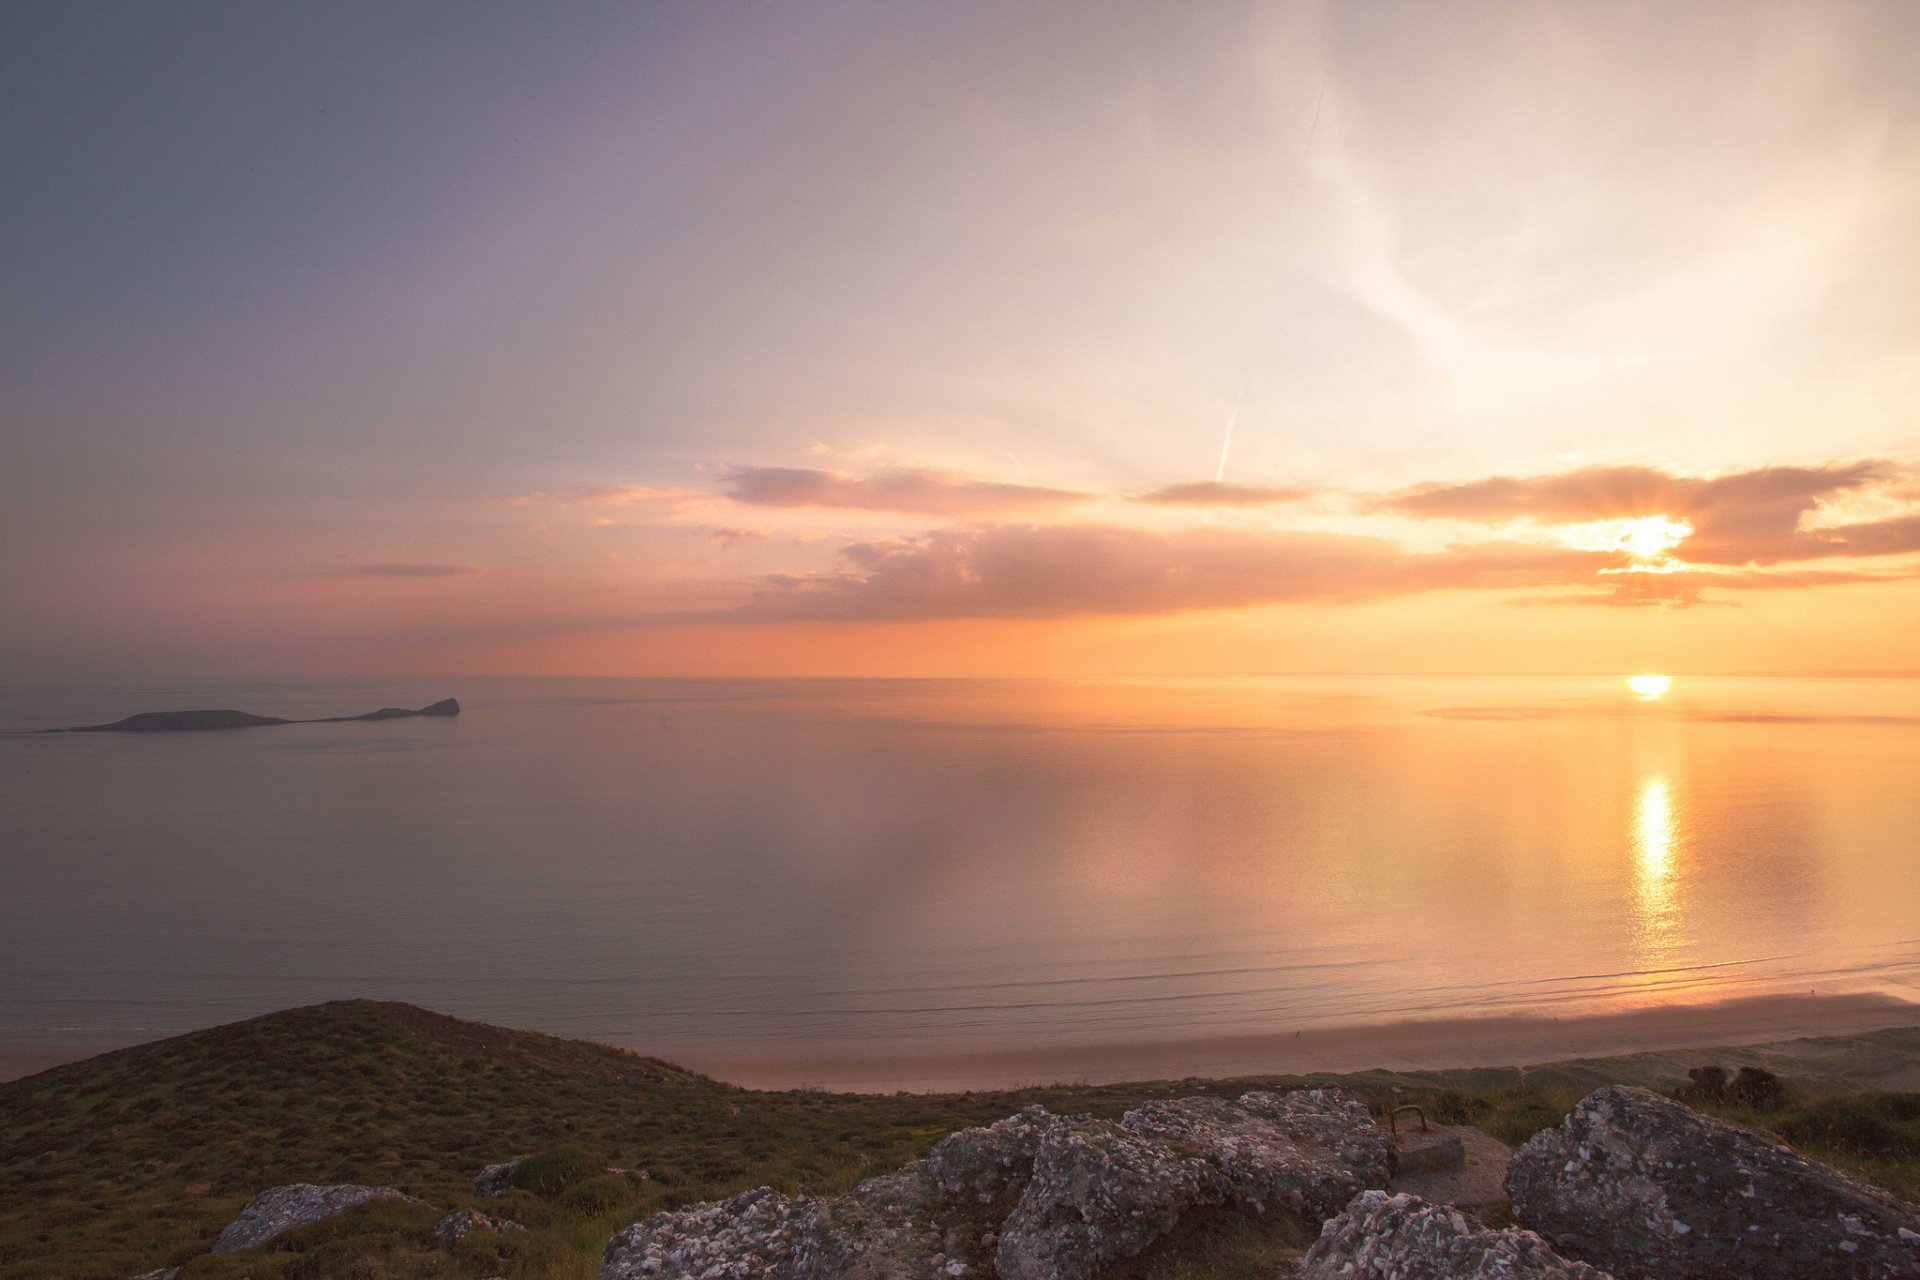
(210, 1183), (424, 1253)
(600, 1089), (1392, 1280)
(1302, 1190), (1613, 1279)
(473, 1157), (525, 1197)
(435, 1207), (526, 1244)
(1508, 1085), (1920, 1279)
(1124, 1089), (1397, 1215)
(602, 1186), (812, 1279)
(994, 1116), (1222, 1280)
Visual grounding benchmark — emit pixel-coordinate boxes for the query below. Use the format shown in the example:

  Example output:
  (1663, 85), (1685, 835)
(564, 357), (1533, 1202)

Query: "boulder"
(473, 1157), (525, 1197)
(603, 1108), (1055, 1279)
(211, 1183), (424, 1253)
(602, 1186), (813, 1279)
(600, 1089), (1392, 1280)
(1302, 1191), (1614, 1278)
(994, 1116), (1221, 1280)
(435, 1207), (526, 1244)
(995, 1089), (1393, 1280)
(1126, 1089), (1397, 1214)
(1508, 1085), (1920, 1279)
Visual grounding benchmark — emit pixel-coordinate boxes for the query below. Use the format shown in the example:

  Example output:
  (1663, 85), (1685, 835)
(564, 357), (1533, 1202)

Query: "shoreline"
(7, 990), (1917, 1091)
(685, 991), (1920, 1091)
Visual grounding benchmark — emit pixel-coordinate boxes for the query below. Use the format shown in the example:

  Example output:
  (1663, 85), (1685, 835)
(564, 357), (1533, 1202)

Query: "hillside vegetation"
(4, 1001), (1917, 1280)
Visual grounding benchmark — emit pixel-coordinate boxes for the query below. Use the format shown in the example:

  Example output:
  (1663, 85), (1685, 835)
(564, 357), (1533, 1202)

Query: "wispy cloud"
(349, 563), (479, 578)
(511, 485), (712, 513)
(722, 466), (1095, 517)
(1132, 481), (1320, 507)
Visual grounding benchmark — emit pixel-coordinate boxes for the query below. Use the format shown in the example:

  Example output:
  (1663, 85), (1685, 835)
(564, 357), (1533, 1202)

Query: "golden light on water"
(1630, 775), (1680, 964)
(1628, 674), (1672, 699)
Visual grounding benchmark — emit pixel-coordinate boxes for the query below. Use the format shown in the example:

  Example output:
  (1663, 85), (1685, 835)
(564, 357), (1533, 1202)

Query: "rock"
(1395, 1129), (1466, 1176)
(1302, 1191), (1614, 1278)
(210, 1183), (424, 1253)
(996, 1088), (1393, 1280)
(603, 1108), (1056, 1279)
(1127, 1089), (1397, 1211)
(129, 1269), (180, 1280)
(600, 1089), (1391, 1280)
(1389, 1125), (1513, 1210)
(473, 1157), (525, 1197)
(994, 1115), (1222, 1280)
(603, 1186), (811, 1279)
(435, 1207), (526, 1244)
(1508, 1085), (1920, 1279)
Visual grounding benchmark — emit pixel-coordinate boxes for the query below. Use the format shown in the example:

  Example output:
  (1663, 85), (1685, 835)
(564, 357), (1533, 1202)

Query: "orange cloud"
(1379, 462), (1909, 566)
(734, 523), (1607, 621)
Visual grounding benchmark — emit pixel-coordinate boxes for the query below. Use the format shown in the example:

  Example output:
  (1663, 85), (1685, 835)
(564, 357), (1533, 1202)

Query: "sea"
(3, 675), (1917, 1087)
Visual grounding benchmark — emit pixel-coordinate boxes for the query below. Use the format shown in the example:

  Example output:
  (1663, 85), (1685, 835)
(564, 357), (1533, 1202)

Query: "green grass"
(3, 1001), (1916, 1280)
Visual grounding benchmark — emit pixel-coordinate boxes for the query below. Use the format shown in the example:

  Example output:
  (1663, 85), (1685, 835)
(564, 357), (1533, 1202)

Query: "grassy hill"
(6, 1001), (1920, 1280)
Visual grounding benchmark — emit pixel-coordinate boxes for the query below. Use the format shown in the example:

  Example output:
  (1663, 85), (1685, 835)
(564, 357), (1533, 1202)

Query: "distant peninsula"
(44, 697), (460, 733)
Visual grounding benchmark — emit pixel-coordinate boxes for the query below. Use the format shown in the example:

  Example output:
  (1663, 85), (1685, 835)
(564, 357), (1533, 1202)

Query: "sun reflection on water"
(1630, 776), (1680, 964)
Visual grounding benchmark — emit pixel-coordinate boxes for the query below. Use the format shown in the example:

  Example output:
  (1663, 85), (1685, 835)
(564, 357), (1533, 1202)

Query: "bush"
(1730, 1067), (1784, 1111)
(508, 1145), (602, 1196)
(1779, 1097), (1920, 1160)
(562, 1173), (633, 1214)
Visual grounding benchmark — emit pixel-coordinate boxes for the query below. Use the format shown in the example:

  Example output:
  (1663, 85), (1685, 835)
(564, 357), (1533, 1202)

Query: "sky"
(4, 0), (1919, 681)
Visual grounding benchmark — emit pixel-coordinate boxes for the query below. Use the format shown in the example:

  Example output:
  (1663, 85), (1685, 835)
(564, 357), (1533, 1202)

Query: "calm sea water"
(2, 676), (1917, 1082)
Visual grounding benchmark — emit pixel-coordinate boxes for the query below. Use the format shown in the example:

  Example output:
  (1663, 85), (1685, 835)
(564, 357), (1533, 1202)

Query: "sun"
(1564, 515), (1693, 570)
(1628, 674), (1672, 700)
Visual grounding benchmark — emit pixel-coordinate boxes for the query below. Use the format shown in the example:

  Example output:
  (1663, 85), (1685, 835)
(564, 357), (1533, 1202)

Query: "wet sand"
(6, 991), (1916, 1091)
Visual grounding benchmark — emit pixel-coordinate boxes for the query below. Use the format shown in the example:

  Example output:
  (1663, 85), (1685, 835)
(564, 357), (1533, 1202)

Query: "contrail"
(1214, 382), (1246, 483)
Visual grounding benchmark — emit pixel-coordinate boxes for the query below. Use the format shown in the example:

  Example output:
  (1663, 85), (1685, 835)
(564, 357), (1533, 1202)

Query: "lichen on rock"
(209, 1183), (424, 1253)
(1508, 1085), (1920, 1279)
(599, 1087), (1393, 1280)
(1302, 1190), (1613, 1279)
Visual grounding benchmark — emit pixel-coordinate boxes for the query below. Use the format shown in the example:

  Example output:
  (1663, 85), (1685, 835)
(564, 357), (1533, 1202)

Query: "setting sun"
(1628, 674), (1673, 699)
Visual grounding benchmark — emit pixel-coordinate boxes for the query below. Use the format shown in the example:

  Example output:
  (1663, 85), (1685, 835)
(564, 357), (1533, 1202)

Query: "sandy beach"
(686, 991), (1920, 1091)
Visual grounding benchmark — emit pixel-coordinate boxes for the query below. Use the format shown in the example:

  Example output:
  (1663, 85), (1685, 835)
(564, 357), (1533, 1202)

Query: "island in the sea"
(44, 697), (460, 733)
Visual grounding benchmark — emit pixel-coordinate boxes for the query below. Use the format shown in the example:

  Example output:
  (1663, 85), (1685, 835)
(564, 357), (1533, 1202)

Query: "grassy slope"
(5, 1002), (1918, 1280)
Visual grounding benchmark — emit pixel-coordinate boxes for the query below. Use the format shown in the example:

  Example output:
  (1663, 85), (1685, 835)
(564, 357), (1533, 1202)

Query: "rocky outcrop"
(1508, 1085), (1920, 1279)
(210, 1183), (424, 1253)
(473, 1157), (526, 1197)
(434, 1208), (526, 1244)
(1302, 1191), (1613, 1279)
(600, 1088), (1393, 1280)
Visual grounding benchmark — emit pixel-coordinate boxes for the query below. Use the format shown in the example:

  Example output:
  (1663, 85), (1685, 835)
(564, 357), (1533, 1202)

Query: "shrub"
(1779, 1097), (1920, 1160)
(562, 1173), (633, 1214)
(1730, 1067), (1784, 1111)
(507, 1145), (602, 1196)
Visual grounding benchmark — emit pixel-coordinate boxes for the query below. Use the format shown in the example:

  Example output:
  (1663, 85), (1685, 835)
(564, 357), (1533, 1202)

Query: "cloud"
(732, 523), (1608, 622)
(722, 466), (1095, 516)
(512, 485), (711, 513)
(707, 525), (771, 548)
(1131, 481), (1319, 506)
(349, 563), (478, 578)
(1379, 461), (1907, 565)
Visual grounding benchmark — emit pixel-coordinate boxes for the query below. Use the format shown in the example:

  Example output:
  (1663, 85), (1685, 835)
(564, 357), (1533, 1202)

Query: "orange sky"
(5, 1), (1919, 680)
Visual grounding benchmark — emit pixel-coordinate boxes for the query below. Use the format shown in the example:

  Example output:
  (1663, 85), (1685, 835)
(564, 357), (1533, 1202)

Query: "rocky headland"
(42, 698), (460, 733)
